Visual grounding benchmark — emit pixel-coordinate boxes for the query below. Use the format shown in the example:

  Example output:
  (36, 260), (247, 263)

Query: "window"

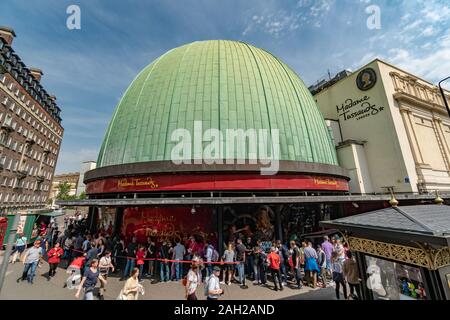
(364, 255), (427, 300)
(4, 114), (12, 126)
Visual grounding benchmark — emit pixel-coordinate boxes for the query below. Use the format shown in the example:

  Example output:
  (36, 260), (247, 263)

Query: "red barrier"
(69, 248), (240, 265)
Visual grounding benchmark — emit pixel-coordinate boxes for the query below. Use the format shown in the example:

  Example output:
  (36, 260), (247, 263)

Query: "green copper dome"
(97, 40), (338, 167)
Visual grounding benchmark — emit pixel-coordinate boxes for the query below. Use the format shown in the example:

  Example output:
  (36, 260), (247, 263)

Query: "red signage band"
(86, 173), (349, 194)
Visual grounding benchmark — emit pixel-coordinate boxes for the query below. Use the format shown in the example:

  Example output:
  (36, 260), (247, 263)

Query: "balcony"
(37, 175), (45, 182)
(16, 169), (27, 179)
(1, 123), (13, 133)
(25, 137), (36, 145)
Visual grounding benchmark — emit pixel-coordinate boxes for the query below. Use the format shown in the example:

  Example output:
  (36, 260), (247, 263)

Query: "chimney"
(29, 68), (43, 82)
(0, 26), (16, 46)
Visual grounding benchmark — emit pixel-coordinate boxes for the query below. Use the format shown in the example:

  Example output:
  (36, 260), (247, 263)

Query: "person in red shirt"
(267, 247), (283, 291)
(47, 242), (64, 278)
(67, 253), (86, 275)
(136, 245), (146, 282)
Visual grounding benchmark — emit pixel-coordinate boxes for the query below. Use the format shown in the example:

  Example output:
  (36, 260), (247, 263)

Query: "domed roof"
(97, 40), (338, 167)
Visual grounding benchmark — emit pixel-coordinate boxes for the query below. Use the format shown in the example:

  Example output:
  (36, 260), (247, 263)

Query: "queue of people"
(12, 212), (360, 301)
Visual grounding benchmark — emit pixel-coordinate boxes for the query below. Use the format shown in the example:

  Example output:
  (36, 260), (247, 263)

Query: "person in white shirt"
(207, 266), (223, 300)
(185, 263), (199, 300)
(98, 250), (114, 299)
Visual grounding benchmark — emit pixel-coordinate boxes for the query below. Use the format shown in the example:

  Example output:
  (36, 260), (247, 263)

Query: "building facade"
(0, 26), (63, 212)
(314, 59), (450, 194)
(70, 40), (350, 249)
(50, 172), (80, 204)
(75, 161), (96, 196)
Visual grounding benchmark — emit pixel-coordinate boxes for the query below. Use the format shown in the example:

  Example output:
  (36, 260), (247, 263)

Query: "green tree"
(78, 192), (87, 200)
(56, 182), (72, 200)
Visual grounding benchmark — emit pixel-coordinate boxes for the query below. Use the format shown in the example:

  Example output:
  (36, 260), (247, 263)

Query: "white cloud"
(387, 29), (450, 83)
(421, 26), (435, 37)
(242, 0), (335, 37)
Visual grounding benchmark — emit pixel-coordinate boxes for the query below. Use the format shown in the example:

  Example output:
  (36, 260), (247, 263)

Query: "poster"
(17, 215), (27, 235)
(98, 207), (116, 235)
(121, 206), (216, 245)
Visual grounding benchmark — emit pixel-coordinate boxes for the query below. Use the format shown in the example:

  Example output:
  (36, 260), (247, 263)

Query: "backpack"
(211, 249), (219, 262)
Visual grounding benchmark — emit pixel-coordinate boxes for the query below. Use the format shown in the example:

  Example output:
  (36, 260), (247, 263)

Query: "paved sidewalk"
(0, 260), (337, 300)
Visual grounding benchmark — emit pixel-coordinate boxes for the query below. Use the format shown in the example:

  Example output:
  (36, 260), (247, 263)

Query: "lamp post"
(438, 76), (450, 117)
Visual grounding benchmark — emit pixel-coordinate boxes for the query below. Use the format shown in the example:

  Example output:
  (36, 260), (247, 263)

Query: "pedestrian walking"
(121, 267), (142, 300)
(47, 242), (64, 278)
(10, 232), (27, 263)
(331, 251), (347, 300)
(98, 250), (115, 300)
(75, 259), (106, 300)
(267, 247), (283, 291)
(18, 240), (43, 284)
(185, 262), (199, 300)
(343, 251), (361, 299)
(206, 266), (223, 300)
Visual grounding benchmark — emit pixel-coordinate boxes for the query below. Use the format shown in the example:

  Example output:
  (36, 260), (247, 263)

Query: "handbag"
(116, 289), (127, 300)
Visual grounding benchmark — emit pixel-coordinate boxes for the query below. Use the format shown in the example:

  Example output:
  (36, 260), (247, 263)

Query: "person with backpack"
(275, 240), (289, 285)
(206, 266), (223, 300)
(204, 241), (214, 277)
(185, 262), (199, 300)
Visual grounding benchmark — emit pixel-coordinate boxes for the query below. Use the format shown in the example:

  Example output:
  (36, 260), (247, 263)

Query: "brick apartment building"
(0, 26), (63, 213)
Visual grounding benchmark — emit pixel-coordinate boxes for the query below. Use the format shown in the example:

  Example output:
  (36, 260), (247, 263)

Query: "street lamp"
(438, 76), (450, 117)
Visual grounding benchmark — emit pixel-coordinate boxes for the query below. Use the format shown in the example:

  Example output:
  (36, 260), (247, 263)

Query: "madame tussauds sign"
(336, 95), (384, 121)
(170, 121), (280, 175)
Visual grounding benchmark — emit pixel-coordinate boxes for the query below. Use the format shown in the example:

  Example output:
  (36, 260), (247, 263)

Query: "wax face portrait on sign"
(222, 205), (276, 244)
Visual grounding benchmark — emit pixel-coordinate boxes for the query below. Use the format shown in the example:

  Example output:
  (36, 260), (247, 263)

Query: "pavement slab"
(0, 260), (338, 300)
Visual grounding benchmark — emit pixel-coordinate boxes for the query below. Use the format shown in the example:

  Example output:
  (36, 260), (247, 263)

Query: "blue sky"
(1, 0), (449, 174)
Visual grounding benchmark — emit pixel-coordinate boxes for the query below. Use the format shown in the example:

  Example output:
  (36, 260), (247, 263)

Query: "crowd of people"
(10, 213), (362, 301)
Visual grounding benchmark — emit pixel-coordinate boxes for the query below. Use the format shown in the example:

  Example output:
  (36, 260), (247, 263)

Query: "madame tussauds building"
(68, 40), (352, 251)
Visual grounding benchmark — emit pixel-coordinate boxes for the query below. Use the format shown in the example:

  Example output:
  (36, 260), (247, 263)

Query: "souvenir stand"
(320, 204), (450, 300)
